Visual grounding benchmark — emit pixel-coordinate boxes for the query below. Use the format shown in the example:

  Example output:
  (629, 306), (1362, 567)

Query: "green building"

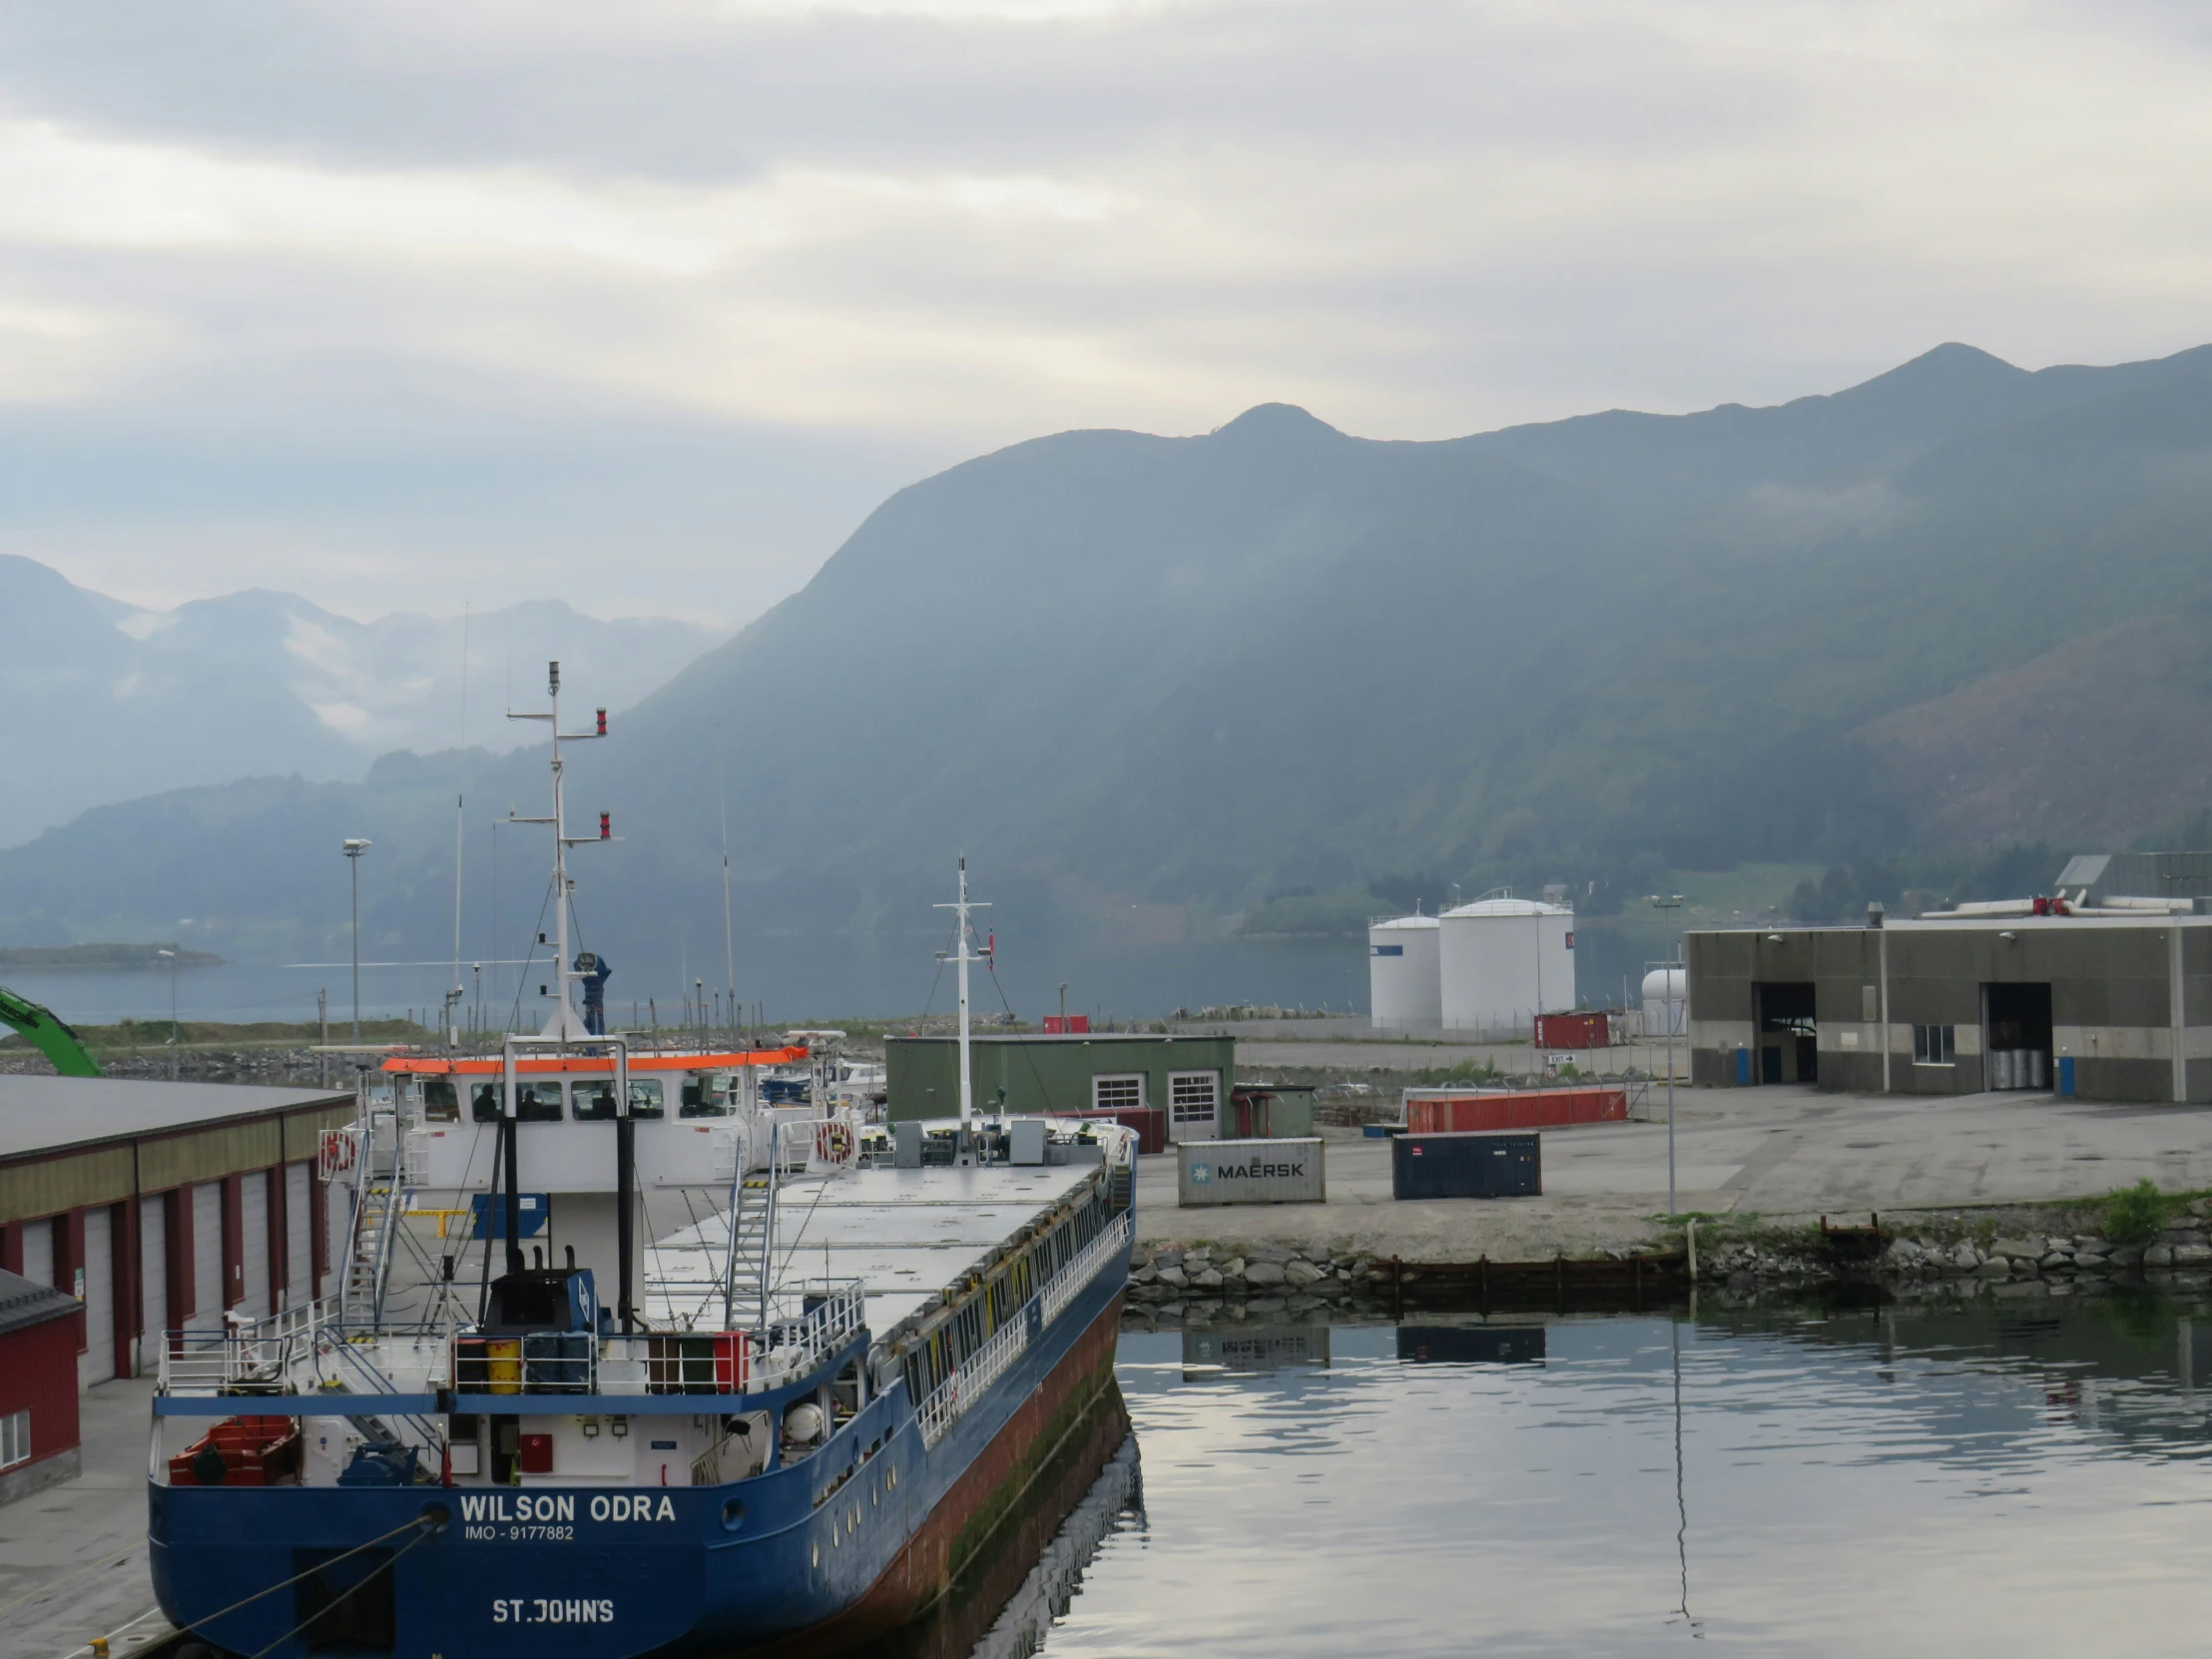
(884, 1033), (1236, 1142)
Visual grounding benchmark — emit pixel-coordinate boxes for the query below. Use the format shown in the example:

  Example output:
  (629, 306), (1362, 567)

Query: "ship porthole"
(720, 1498), (746, 1532)
(812, 1541), (821, 1569)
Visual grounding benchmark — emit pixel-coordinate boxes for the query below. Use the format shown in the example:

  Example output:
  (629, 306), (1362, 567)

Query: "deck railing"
(915, 1210), (1132, 1449)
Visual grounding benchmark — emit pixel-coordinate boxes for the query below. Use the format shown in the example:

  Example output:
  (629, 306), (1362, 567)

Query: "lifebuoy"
(814, 1121), (854, 1165)
(317, 1129), (357, 1179)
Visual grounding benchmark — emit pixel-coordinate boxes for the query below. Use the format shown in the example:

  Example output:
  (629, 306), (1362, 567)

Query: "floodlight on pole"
(1649, 894), (1686, 1218)
(158, 948), (178, 1079)
(344, 838), (372, 1041)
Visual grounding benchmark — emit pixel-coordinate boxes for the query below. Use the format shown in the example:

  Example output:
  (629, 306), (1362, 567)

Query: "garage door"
(286, 1164), (313, 1308)
(189, 1183), (223, 1342)
(19, 1218), (53, 1288)
(80, 1208), (115, 1387)
(239, 1172), (270, 1320)
(140, 1195), (168, 1375)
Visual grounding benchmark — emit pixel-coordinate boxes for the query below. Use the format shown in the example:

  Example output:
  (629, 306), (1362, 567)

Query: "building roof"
(1371, 913), (1441, 930)
(0, 1076), (354, 1164)
(1687, 914), (2212, 937)
(886, 1032), (1226, 1045)
(1442, 897), (1570, 918)
(0, 1267), (80, 1338)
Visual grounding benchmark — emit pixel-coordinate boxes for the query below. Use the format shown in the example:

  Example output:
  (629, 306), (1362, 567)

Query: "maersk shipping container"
(1391, 1132), (1541, 1199)
(1177, 1138), (1326, 1207)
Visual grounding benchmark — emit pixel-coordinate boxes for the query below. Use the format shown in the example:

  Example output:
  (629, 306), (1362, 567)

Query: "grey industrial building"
(1688, 912), (2212, 1104)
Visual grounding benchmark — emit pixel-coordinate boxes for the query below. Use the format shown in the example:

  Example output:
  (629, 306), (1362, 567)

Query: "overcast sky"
(2, 0), (2208, 622)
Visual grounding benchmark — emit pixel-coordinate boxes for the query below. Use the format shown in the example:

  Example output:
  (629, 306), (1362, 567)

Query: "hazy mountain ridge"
(0, 560), (728, 847)
(8, 341), (2212, 970)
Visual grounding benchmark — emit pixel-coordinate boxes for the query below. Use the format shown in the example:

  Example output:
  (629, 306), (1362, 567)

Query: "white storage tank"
(1368, 914), (1442, 1031)
(1641, 966), (1687, 1037)
(1438, 895), (1575, 1039)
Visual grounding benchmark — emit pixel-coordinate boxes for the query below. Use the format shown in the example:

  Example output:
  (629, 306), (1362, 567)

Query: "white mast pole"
(956, 858), (972, 1123)
(934, 856), (989, 1126)
(549, 660), (571, 1037)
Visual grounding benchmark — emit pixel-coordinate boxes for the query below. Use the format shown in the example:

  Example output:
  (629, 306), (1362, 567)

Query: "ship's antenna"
(507, 659), (615, 1040)
(934, 856), (989, 1128)
(449, 601), (468, 1048)
(720, 739), (736, 1046)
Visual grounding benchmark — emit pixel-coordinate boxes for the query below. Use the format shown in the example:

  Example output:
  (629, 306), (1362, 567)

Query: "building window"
(0, 1409), (28, 1470)
(1169, 1071), (1221, 1127)
(1093, 1075), (1145, 1113)
(1913, 1025), (1956, 1066)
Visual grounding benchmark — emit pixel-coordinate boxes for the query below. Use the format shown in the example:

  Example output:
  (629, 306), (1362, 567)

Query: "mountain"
(8, 342), (2212, 977)
(0, 561), (728, 848)
(0, 555), (358, 849)
(126, 590), (727, 757)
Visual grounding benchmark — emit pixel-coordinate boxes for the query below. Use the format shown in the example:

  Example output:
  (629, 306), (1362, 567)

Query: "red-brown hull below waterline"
(734, 1290), (1128, 1659)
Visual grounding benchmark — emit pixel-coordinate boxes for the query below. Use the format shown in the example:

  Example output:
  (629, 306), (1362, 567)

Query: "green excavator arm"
(0, 984), (101, 1077)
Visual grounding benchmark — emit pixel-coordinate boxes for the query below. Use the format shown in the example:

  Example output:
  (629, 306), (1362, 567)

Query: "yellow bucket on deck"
(486, 1338), (522, 1394)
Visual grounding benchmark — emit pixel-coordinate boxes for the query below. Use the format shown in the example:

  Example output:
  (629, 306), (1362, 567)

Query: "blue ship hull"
(152, 1264), (1127, 1658)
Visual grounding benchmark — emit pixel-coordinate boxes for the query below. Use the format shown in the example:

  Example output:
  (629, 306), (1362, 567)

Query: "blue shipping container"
(1391, 1132), (1541, 1199)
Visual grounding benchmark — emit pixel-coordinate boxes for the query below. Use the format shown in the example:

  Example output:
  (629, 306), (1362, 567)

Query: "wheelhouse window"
(681, 1074), (732, 1118)
(516, 1081), (565, 1121)
(422, 1077), (459, 1122)
(1169, 1070), (1221, 1128)
(629, 1078), (667, 1119)
(473, 1080), (565, 1121)
(572, 1080), (621, 1121)
(1913, 1024), (1956, 1066)
(1092, 1074), (1144, 1112)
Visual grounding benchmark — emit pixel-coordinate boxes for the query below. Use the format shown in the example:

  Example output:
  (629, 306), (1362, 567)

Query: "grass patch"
(2103, 1179), (2172, 1244)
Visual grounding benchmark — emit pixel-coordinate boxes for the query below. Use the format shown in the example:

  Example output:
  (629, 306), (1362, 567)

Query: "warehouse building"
(1687, 912), (2212, 1103)
(0, 1076), (356, 1390)
(885, 1033), (1235, 1144)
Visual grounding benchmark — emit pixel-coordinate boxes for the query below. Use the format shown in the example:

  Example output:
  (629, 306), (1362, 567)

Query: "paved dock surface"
(1136, 1085), (2212, 1256)
(0, 1378), (174, 1659)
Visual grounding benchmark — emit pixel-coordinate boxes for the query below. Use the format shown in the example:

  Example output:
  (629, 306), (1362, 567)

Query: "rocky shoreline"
(1122, 1197), (2212, 1321)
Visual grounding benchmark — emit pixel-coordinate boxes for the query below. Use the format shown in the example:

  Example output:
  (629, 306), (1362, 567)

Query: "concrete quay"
(1131, 1084), (2212, 1263)
(0, 1378), (176, 1659)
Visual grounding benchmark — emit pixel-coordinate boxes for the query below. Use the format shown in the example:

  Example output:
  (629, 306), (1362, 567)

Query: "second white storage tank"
(1439, 896), (1575, 1038)
(1369, 914), (1442, 1030)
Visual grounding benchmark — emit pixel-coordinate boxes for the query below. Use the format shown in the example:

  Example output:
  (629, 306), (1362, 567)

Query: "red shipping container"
(1403, 1087), (1626, 1134)
(1533, 1011), (1611, 1049)
(1042, 1015), (1091, 1034)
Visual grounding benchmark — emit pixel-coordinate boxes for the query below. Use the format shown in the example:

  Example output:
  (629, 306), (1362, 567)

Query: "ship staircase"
(340, 1103), (410, 1333)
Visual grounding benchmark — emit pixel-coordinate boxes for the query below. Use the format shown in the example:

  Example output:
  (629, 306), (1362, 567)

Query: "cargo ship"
(148, 664), (1138, 1659)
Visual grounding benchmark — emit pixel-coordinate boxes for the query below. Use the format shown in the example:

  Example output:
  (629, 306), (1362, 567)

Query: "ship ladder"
(721, 1174), (776, 1329)
(341, 1175), (407, 1333)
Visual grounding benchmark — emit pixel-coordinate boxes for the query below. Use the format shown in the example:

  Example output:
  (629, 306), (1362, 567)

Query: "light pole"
(1649, 894), (1686, 1218)
(344, 838), (372, 1041)
(158, 947), (178, 1079)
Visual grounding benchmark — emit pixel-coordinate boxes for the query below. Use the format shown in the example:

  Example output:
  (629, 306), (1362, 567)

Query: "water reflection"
(989, 1296), (2212, 1657)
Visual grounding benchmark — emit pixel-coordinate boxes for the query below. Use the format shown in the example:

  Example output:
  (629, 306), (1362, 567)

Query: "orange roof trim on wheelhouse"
(380, 1045), (810, 1076)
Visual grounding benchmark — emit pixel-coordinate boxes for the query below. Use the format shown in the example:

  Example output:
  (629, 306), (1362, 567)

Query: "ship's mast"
(508, 660), (609, 1040)
(935, 857), (989, 1125)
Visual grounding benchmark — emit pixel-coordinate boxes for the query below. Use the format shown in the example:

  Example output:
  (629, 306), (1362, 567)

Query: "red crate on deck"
(168, 1415), (301, 1486)
(1042, 1015), (1091, 1034)
(1533, 1011), (1611, 1049)
(1403, 1087), (1626, 1134)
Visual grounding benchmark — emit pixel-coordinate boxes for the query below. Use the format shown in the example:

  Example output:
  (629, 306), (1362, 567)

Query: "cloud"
(0, 0), (2205, 618)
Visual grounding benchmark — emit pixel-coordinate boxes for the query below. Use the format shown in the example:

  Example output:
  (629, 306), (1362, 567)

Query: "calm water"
(997, 1298), (2212, 1656)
